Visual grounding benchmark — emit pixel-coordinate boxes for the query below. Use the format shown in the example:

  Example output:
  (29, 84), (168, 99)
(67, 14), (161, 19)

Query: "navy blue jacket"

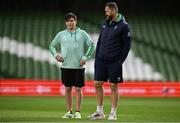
(95, 17), (131, 63)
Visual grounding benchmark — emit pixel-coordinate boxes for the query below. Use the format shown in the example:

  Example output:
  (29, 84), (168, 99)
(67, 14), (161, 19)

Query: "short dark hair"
(105, 2), (118, 12)
(65, 13), (77, 21)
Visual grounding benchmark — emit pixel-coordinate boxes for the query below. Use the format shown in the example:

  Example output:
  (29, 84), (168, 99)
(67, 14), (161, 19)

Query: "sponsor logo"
(128, 32), (131, 37)
(117, 77), (121, 81)
(114, 26), (118, 30)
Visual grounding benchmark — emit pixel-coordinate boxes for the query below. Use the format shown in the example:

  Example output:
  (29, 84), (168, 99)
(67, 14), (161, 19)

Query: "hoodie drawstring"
(68, 28), (78, 41)
(75, 32), (77, 41)
(70, 32), (77, 41)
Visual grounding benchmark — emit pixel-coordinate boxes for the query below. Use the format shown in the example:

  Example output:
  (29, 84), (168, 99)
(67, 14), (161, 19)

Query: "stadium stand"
(0, 12), (180, 81)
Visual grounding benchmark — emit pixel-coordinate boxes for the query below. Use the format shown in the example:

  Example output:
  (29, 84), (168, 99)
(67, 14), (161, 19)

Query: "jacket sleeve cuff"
(54, 53), (59, 58)
(82, 56), (88, 61)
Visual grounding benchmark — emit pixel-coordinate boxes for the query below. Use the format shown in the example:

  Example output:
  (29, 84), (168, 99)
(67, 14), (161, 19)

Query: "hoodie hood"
(66, 27), (80, 41)
(115, 13), (126, 22)
(66, 27), (80, 33)
(108, 13), (125, 26)
(115, 13), (122, 22)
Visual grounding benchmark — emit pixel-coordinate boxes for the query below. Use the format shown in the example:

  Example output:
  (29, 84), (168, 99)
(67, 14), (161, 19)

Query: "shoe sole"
(108, 118), (117, 120)
(89, 116), (105, 120)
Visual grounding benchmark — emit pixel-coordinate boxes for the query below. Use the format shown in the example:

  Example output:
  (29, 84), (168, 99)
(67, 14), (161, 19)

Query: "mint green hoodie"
(49, 28), (94, 69)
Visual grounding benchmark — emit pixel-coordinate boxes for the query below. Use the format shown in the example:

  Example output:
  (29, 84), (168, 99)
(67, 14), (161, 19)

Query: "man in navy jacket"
(88, 2), (131, 120)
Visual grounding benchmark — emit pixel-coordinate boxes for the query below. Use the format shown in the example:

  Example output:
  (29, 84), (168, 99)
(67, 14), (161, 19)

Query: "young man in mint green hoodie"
(49, 13), (94, 119)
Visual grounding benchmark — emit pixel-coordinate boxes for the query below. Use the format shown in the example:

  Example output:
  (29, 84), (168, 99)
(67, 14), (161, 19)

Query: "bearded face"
(106, 14), (113, 21)
(105, 6), (115, 21)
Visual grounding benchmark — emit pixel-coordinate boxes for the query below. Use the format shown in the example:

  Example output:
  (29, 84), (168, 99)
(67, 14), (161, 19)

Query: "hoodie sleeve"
(49, 32), (61, 57)
(81, 30), (95, 61)
(95, 33), (101, 59)
(119, 23), (131, 63)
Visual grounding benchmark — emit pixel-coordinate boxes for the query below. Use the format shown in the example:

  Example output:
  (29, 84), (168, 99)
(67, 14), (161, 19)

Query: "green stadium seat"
(172, 56), (180, 80)
(154, 50), (166, 81)
(25, 58), (34, 79)
(33, 61), (42, 79)
(163, 53), (176, 81)
(1, 52), (10, 77)
(41, 62), (50, 80)
(9, 54), (18, 77)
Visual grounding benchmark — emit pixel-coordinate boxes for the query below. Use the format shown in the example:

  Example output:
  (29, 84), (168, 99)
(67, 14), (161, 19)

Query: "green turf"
(0, 96), (180, 122)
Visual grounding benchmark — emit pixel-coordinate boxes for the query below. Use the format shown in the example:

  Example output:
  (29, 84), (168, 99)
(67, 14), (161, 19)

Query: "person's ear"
(112, 9), (116, 14)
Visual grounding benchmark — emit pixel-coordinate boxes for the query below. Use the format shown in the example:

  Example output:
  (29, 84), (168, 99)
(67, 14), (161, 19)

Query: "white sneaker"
(88, 112), (105, 120)
(107, 113), (117, 120)
(74, 112), (81, 119)
(62, 111), (74, 119)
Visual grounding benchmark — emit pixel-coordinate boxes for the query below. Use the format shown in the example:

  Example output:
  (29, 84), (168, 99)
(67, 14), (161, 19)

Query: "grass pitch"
(0, 96), (180, 122)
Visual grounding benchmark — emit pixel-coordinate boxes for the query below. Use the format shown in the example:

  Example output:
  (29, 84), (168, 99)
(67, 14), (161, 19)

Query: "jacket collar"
(107, 13), (122, 26)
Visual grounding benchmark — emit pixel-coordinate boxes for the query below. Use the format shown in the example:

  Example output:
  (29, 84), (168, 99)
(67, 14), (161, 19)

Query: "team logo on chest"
(117, 77), (121, 81)
(114, 26), (118, 30)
